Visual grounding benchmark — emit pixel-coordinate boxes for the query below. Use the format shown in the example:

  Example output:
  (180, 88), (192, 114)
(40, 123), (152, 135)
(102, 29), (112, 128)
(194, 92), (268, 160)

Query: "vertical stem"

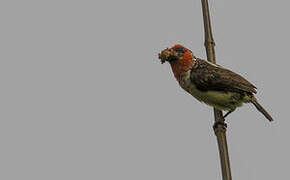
(200, 0), (232, 180)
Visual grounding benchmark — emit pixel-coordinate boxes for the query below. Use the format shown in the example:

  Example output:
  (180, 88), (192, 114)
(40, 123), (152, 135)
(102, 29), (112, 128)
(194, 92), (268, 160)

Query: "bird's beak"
(158, 48), (172, 64)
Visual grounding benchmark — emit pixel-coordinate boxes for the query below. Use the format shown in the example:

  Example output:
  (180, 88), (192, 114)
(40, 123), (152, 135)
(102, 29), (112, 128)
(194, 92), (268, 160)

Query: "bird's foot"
(213, 121), (227, 130)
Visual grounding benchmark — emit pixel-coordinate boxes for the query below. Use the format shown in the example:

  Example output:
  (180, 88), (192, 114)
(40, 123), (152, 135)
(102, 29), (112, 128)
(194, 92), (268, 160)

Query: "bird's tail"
(250, 97), (273, 122)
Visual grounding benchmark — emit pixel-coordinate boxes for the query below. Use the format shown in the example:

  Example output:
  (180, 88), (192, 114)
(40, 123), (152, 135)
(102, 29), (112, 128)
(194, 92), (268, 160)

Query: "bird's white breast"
(178, 71), (243, 111)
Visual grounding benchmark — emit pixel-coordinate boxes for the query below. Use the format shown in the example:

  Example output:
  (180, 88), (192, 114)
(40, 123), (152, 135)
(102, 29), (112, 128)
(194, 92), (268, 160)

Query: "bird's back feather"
(190, 59), (257, 94)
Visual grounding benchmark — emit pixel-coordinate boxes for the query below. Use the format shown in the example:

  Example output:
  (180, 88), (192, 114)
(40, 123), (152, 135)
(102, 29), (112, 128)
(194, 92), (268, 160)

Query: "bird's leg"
(223, 110), (234, 119)
(212, 110), (233, 129)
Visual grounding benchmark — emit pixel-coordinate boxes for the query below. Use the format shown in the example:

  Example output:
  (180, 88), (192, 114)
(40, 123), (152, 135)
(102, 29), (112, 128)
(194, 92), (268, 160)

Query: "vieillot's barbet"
(158, 44), (273, 122)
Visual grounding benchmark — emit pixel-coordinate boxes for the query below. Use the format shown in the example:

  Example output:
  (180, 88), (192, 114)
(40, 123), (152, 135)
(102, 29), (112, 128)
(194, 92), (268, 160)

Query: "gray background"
(1, 0), (289, 179)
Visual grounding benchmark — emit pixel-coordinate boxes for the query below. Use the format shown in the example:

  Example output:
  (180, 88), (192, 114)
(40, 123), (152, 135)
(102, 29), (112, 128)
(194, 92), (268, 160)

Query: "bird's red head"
(158, 44), (194, 64)
(158, 44), (195, 79)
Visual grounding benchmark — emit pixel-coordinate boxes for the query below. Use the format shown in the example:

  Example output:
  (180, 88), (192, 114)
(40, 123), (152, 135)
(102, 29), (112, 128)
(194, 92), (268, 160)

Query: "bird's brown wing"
(190, 59), (257, 94)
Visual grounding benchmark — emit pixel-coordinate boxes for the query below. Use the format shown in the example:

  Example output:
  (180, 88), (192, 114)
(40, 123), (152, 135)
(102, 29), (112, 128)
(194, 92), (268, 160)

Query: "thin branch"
(200, 0), (232, 180)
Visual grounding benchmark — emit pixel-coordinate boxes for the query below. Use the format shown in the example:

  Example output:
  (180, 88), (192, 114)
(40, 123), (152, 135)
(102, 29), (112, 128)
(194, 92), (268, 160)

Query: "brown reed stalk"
(200, 0), (232, 179)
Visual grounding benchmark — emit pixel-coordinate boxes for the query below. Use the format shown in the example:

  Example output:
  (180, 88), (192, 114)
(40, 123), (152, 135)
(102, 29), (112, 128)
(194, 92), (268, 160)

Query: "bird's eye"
(174, 48), (185, 54)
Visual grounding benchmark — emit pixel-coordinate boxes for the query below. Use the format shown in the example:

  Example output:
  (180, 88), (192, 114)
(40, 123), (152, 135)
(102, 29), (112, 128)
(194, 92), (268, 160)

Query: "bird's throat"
(170, 58), (195, 80)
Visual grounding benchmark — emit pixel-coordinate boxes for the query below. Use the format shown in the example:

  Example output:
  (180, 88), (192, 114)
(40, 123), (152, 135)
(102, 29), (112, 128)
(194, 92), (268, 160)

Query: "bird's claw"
(213, 121), (227, 130)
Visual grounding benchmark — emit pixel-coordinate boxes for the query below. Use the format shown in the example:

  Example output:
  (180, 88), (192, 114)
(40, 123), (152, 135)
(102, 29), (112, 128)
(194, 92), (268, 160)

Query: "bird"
(158, 44), (273, 122)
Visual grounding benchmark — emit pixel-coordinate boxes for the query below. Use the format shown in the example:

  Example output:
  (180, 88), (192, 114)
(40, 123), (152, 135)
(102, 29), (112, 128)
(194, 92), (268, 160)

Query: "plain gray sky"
(1, 0), (289, 179)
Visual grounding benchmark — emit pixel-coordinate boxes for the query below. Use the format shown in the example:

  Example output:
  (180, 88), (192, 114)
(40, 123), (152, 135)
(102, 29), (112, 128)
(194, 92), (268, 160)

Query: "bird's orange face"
(158, 44), (195, 80)
(158, 44), (193, 64)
